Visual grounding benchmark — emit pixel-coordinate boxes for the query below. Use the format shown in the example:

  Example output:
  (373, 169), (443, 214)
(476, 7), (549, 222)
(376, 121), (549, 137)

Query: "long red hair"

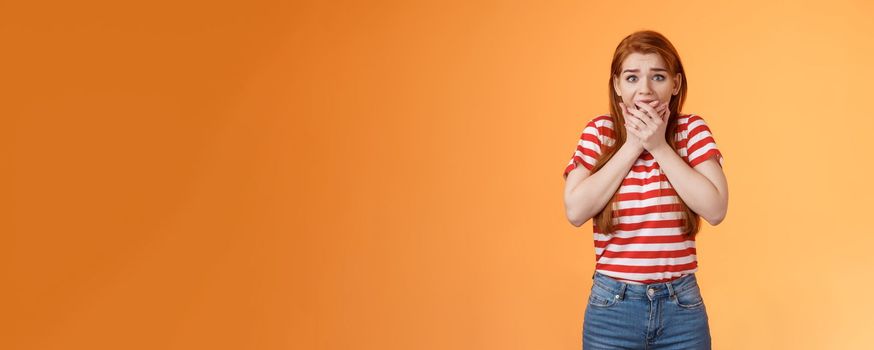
(591, 30), (701, 239)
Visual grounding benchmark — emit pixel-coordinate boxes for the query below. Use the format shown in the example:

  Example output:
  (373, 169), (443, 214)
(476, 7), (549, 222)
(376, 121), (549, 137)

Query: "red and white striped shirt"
(563, 114), (724, 285)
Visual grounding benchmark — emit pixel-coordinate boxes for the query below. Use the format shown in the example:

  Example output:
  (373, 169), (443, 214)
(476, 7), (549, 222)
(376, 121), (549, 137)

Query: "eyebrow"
(622, 68), (668, 74)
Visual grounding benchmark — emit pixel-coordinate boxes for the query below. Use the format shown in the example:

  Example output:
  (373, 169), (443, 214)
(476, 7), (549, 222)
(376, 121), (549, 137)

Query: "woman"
(562, 30), (729, 349)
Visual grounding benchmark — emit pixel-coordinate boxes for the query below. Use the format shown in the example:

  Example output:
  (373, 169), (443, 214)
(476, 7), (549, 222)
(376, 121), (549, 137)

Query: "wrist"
(648, 141), (671, 155)
(621, 139), (644, 156)
(621, 139), (640, 150)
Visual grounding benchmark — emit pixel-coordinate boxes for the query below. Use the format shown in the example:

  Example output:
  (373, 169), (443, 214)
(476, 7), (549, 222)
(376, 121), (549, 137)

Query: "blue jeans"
(583, 271), (712, 350)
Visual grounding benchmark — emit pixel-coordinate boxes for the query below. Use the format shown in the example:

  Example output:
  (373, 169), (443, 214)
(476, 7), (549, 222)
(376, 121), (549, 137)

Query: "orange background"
(4, 1), (874, 349)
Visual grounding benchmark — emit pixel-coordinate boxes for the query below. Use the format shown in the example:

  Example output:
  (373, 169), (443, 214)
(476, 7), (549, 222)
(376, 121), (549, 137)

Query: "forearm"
(649, 144), (726, 224)
(565, 143), (641, 226)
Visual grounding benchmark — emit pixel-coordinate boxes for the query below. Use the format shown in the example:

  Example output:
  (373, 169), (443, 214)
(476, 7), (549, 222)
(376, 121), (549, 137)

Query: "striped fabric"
(563, 114), (724, 284)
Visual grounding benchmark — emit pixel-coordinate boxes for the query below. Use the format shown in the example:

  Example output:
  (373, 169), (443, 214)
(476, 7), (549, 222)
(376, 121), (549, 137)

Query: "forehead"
(621, 52), (667, 71)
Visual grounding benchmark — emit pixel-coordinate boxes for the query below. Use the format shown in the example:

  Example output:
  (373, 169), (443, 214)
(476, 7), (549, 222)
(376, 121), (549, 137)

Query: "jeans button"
(647, 288), (655, 296)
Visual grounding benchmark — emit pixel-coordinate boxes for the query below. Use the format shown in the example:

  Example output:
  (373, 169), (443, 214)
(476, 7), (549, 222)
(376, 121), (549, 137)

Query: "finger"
(626, 106), (650, 127)
(655, 104), (668, 121)
(620, 102), (638, 124)
(632, 101), (654, 120)
(635, 101), (660, 123)
(646, 101), (664, 119)
(627, 114), (646, 130)
(626, 123), (642, 139)
(620, 102), (637, 115)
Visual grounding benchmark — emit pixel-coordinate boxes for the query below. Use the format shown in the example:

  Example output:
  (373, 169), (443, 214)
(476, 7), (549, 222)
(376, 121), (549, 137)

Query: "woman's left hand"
(626, 100), (670, 152)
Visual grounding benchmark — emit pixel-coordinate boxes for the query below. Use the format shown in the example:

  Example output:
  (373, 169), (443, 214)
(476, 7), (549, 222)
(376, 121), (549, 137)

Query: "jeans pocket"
(588, 284), (619, 308)
(672, 285), (704, 309)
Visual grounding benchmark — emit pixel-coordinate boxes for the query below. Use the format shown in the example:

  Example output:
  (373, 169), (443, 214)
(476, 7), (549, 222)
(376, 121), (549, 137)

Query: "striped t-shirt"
(563, 114), (724, 285)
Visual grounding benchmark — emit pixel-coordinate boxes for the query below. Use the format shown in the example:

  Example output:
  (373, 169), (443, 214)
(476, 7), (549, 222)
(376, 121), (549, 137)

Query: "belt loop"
(618, 283), (627, 300)
(666, 279), (676, 298)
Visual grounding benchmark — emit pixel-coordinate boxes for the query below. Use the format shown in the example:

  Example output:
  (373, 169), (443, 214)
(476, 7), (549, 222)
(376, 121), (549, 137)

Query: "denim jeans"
(583, 271), (712, 350)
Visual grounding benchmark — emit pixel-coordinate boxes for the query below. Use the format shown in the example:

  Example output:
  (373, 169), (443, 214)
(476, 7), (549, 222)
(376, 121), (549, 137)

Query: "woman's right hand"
(619, 102), (645, 152)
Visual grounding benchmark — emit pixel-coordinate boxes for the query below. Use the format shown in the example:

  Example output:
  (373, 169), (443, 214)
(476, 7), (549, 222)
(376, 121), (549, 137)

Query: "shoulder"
(579, 115), (617, 147)
(676, 113), (713, 133)
(677, 113), (711, 126)
(584, 114), (615, 131)
(591, 114), (613, 124)
(676, 113), (699, 125)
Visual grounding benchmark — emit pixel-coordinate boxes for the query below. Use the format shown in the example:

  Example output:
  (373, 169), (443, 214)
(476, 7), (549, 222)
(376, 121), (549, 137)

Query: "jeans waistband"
(591, 271), (699, 300)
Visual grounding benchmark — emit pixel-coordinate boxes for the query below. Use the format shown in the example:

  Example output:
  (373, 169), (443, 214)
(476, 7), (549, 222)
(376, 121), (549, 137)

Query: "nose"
(638, 79), (652, 94)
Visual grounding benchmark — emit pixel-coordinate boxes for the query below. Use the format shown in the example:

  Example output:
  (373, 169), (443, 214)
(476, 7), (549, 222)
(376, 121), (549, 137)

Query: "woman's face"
(613, 52), (682, 111)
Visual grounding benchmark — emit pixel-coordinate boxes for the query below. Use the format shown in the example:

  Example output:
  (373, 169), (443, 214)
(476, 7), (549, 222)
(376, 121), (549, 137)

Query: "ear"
(672, 73), (683, 95)
(613, 75), (621, 96)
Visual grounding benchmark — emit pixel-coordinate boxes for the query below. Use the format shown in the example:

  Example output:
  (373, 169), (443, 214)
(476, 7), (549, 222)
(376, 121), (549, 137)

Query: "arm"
(563, 142), (642, 227)
(648, 144), (729, 225)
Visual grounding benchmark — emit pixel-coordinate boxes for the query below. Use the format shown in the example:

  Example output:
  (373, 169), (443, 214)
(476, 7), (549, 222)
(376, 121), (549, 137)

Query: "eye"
(653, 74), (665, 81)
(625, 75), (637, 82)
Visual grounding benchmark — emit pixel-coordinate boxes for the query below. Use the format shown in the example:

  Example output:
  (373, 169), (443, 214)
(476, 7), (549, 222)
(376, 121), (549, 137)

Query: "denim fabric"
(583, 271), (712, 350)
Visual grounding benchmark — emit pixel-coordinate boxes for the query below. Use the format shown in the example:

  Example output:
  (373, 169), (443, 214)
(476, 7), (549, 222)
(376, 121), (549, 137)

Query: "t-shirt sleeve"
(684, 115), (724, 168)
(563, 118), (603, 179)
